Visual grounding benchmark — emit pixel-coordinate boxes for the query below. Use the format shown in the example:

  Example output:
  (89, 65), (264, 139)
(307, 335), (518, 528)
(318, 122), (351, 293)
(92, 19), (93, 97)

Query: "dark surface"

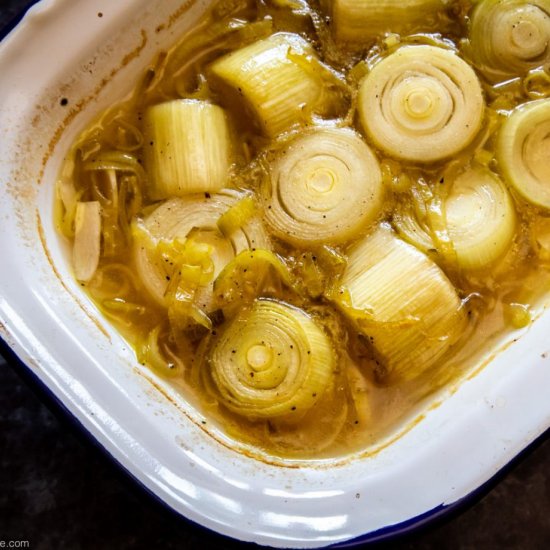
(1, 1), (550, 549)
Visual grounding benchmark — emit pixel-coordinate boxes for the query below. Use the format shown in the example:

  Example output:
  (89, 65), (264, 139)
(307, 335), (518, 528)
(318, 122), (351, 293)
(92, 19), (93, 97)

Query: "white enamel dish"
(1, 1), (549, 547)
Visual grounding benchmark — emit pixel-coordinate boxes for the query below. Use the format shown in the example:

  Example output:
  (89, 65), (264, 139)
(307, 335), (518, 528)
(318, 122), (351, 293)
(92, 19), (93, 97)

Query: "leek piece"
(143, 100), (232, 199)
(291, 247), (347, 299)
(133, 190), (270, 312)
(394, 168), (517, 270)
(497, 99), (550, 209)
(209, 299), (335, 419)
(209, 32), (342, 137)
(73, 201), (102, 283)
(326, 0), (449, 43)
(137, 323), (186, 378)
(213, 248), (293, 306)
(531, 216), (550, 259)
(216, 193), (257, 236)
(392, 202), (435, 256)
(469, 0), (550, 82)
(443, 167), (517, 270)
(358, 45), (485, 163)
(333, 224), (466, 383)
(263, 128), (384, 245)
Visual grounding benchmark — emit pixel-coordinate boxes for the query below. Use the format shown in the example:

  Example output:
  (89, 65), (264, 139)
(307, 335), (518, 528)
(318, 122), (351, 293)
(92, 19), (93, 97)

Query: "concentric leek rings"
(469, 0), (550, 82)
(263, 128), (383, 245)
(498, 99), (550, 209)
(444, 167), (517, 270)
(209, 300), (335, 419)
(358, 45), (484, 163)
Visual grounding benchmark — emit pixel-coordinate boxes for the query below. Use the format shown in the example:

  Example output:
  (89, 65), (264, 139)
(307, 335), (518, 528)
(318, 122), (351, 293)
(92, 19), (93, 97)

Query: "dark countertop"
(1, 2), (549, 549)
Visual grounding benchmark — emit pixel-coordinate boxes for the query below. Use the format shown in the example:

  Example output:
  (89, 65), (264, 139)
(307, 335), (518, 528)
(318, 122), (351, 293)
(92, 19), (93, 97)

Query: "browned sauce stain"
(134, 367), (304, 469)
(38, 29), (149, 183)
(36, 210), (111, 341)
(164, 0), (199, 32)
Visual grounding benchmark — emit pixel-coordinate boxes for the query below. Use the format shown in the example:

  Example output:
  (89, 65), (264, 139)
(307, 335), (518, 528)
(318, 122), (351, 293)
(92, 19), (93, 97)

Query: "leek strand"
(73, 201), (102, 283)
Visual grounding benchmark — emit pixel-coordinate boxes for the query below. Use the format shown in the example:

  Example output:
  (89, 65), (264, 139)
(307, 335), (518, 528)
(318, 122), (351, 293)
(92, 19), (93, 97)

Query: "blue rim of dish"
(1, 3), (549, 548)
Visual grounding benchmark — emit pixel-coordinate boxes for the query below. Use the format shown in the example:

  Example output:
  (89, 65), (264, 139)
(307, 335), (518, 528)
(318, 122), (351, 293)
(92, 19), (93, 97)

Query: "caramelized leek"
(263, 128), (384, 245)
(497, 99), (550, 209)
(358, 45), (485, 163)
(469, 0), (550, 82)
(326, 0), (448, 42)
(73, 201), (101, 283)
(333, 224), (466, 382)
(209, 299), (335, 419)
(143, 100), (232, 198)
(209, 32), (343, 137)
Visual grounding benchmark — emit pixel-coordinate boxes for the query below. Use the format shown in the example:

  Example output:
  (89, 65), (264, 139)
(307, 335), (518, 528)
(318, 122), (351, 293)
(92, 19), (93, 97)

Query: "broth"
(56, 0), (550, 459)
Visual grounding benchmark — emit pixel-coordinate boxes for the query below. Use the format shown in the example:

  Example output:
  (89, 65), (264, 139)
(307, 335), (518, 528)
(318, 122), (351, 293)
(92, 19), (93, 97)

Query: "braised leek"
(143, 100), (232, 198)
(333, 224), (466, 382)
(326, 0), (448, 42)
(133, 190), (270, 313)
(263, 128), (384, 245)
(497, 99), (550, 209)
(209, 299), (335, 419)
(469, 0), (550, 82)
(358, 45), (485, 163)
(394, 168), (517, 270)
(209, 32), (343, 137)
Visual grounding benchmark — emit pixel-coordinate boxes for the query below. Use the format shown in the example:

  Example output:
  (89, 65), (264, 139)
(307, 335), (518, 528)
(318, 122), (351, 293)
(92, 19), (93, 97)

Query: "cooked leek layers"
(143, 100), (232, 198)
(263, 128), (383, 245)
(209, 32), (342, 137)
(134, 190), (269, 312)
(327, 0), (448, 42)
(498, 99), (550, 209)
(358, 45), (484, 163)
(334, 224), (466, 382)
(58, 0), (550, 459)
(469, 0), (550, 82)
(209, 300), (335, 419)
(394, 167), (517, 270)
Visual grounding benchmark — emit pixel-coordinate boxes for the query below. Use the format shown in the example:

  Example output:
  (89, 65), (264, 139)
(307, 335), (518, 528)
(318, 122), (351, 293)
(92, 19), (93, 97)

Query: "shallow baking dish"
(1, 0), (550, 547)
